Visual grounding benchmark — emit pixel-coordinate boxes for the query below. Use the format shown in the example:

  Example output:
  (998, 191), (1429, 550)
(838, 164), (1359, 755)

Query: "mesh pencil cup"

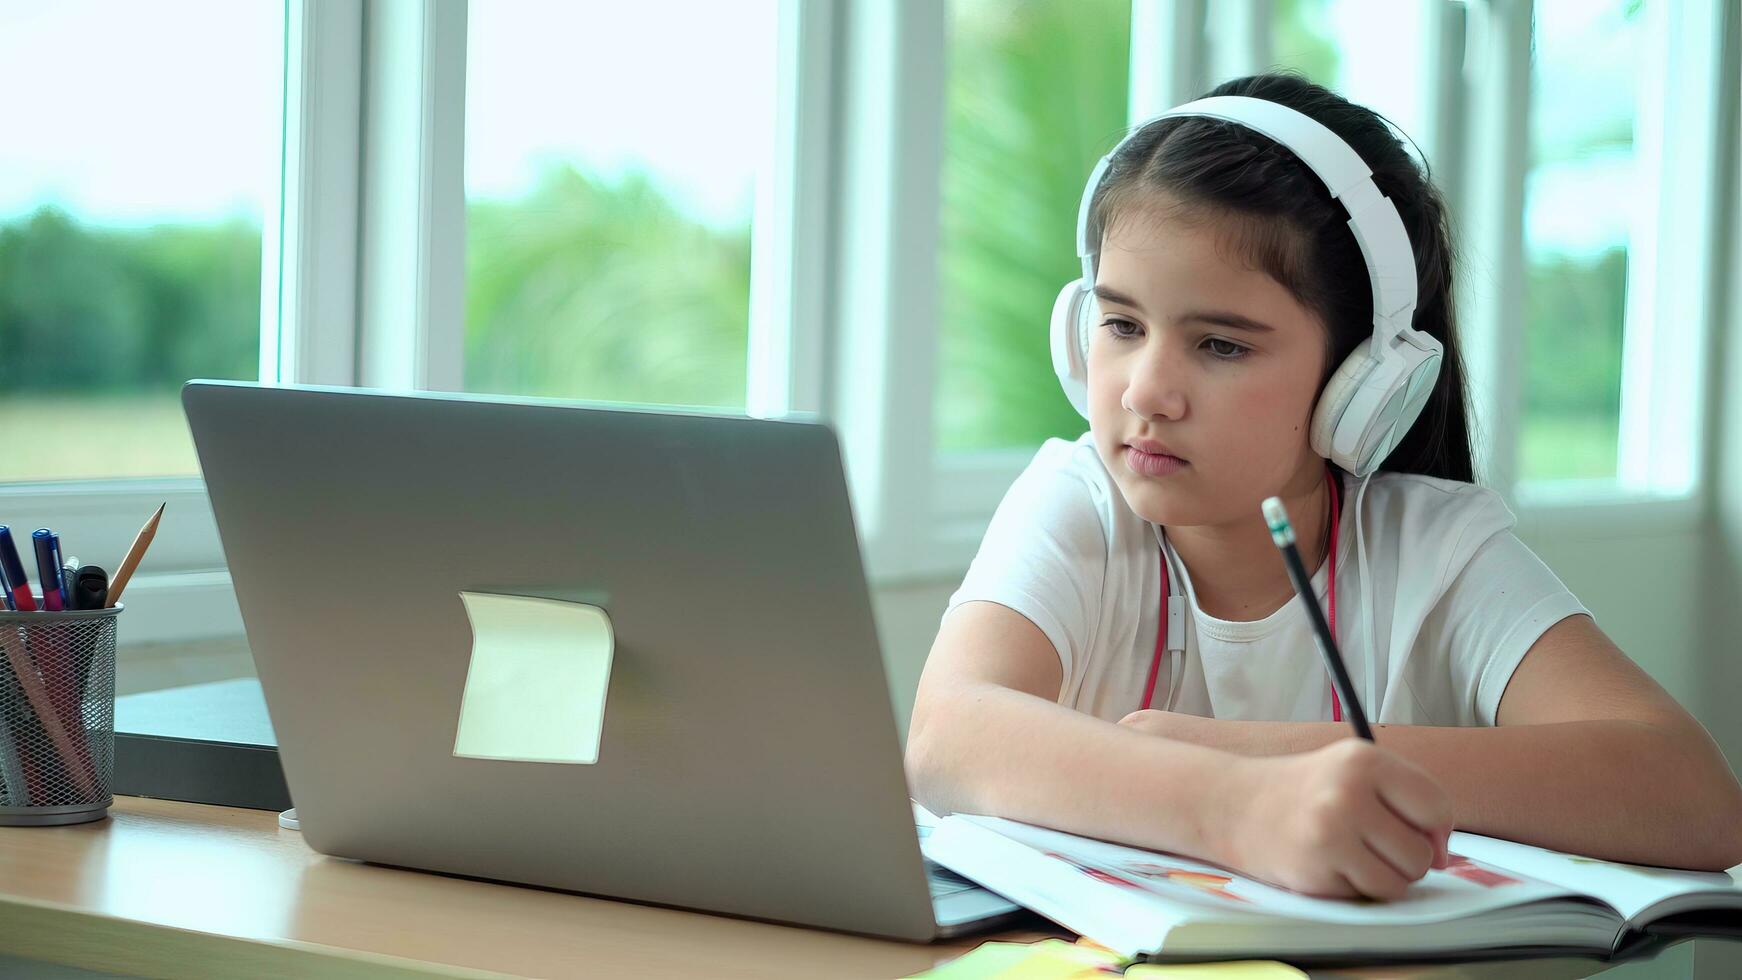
(0, 605), (121, 825)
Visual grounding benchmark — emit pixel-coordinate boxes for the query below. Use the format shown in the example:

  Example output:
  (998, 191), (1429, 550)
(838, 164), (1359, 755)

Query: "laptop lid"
(183, 380), (941, 941)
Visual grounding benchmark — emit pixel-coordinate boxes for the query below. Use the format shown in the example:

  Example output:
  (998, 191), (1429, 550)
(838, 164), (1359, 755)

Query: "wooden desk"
(0, 797), (1660, 979)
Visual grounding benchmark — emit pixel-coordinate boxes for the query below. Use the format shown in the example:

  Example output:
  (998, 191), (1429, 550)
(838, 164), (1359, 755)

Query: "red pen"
(0, 527), (35, 611)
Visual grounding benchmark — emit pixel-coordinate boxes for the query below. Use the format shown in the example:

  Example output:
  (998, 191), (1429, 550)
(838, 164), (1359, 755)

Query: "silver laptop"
(182, 380), (1023, 941)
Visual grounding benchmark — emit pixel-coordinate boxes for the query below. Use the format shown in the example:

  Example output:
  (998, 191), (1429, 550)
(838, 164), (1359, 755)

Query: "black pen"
(1263, 495), (1374, 741)
(69, 565), (109, 612)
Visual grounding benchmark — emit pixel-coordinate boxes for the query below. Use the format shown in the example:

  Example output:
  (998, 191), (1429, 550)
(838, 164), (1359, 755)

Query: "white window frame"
(355, 0), (466, 393)
(266, 0), (364, 391)
(748, 0), (834, 421)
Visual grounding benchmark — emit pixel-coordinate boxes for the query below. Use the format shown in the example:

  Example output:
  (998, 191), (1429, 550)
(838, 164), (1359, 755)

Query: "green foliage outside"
(933, 0), (1132, 452)
(1520, 250), (1626, 479)
(0, 163), (756, 480)
(465, 165), (750, 409)
(0, 207), (259, 394)
(0, 208), (261, 481)
(1270, 0), (1341, 85)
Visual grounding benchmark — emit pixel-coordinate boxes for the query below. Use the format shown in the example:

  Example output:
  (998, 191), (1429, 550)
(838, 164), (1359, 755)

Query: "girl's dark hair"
(1087, 72), (1476, 484)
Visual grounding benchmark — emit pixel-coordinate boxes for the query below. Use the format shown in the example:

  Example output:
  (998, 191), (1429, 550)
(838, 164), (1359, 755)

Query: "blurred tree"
(0, 208), (257, 393)
(1524, 248), (1626, 421)
(934, 0), (1131, 452)
(1269, 0), (1341, 85)
(465, 165), (750, 409)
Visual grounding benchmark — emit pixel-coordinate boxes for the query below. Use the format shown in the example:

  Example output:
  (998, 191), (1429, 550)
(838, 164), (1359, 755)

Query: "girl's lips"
(1125, 446), (1189, 477)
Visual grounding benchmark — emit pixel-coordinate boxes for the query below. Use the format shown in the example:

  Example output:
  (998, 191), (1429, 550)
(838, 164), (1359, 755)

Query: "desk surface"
(0, 797), (1643, 979)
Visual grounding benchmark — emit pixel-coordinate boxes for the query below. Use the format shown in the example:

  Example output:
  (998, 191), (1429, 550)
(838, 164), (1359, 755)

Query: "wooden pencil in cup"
(104, 503), (164, 609)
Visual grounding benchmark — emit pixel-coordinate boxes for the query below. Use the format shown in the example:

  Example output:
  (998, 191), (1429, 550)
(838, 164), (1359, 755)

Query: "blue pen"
(32, 529), (65, 612)
(51, 536), (69, 609)
(0, 527), (33, 611)
(0, 544), (12, 611)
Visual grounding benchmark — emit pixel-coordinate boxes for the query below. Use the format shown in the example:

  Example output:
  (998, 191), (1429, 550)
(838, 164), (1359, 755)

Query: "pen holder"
(0, 605), (120, 825)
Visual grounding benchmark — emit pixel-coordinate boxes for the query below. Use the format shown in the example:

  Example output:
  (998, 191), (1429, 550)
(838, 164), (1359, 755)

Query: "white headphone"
(1049, 95), (1442, 478)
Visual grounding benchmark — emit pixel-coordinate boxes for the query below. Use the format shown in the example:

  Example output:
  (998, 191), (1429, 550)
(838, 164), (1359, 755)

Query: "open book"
(921, 810), (1742, 965)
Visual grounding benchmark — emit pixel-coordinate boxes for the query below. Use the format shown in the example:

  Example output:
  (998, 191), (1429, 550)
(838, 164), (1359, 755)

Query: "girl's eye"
(1203, 337), (1249, 360)
(1102, 320), (1249, 361)
(1102, 318), (1141, 341)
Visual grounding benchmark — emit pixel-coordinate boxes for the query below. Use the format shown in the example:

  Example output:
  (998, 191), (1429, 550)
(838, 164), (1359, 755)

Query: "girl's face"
(1087, 202), (1331, 528)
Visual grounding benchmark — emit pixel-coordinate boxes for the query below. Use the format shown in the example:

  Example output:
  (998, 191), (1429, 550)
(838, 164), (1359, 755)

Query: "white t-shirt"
(943, 432), (1591, 727)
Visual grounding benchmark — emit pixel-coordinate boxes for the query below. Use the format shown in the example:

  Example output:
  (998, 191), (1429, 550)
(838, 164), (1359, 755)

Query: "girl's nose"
(1122, 340), (1188, 421)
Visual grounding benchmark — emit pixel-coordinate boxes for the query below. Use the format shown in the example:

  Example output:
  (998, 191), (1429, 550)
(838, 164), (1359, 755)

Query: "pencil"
(1261, 496), (1374, 741)
(104, 502), (165, 609)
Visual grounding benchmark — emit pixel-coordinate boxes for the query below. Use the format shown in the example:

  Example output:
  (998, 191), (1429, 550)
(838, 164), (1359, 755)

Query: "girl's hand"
(1212, 739), (1453, 901)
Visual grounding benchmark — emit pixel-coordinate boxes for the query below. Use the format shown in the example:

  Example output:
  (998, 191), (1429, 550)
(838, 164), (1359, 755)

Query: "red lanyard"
(1141, 468), (1342, 716)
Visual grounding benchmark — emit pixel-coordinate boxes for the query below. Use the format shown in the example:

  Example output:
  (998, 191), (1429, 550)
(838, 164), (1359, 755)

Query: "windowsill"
(117, 635), (255, 699)
(1515, 481), (1703, 535)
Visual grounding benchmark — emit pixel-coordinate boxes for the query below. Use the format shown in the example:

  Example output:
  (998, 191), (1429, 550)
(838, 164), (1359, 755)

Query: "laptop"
(182, 380), (1025, 942)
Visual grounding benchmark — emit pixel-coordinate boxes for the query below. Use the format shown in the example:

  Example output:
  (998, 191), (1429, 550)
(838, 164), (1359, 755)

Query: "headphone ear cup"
(1310, 338), (1377, 471)
(1075, 288), (1097, 360)
(1313, 336), (1443, 476)
(1050, 279), (1094, 420)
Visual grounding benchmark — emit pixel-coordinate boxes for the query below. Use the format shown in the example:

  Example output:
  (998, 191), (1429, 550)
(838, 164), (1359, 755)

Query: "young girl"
(905, 73), (1742, 901)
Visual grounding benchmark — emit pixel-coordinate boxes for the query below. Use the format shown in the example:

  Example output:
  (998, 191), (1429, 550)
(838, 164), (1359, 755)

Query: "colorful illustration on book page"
(1441, 854), (1522, 888)
(1044, 851), (1152, 892)
(1043, 851), (1250, 904)
(1121, 861), (1252, 904)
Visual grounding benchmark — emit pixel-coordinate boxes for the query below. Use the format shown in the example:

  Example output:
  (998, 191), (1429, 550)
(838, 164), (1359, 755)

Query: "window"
(931, 0), (1131, 455)
(6, 0), (1723, 635)
(1269, 0), (1434, 168)
(461, 0), (779, 411)
(0, 1), (283, 483)
(1518, 0), (1640, 484)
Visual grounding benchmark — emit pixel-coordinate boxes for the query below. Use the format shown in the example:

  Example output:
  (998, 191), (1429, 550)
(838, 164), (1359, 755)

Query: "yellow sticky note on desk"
(906, 938), (1123, 978)
(1124, 962), (1306, 978)
(908, 939), (1305, 979)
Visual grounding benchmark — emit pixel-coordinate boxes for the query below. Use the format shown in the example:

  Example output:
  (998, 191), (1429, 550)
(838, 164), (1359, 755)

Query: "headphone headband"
(1074, 95), (1420, 347)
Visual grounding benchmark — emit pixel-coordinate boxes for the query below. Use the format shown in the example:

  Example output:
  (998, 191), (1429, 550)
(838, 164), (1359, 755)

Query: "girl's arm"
(1119, 615), (1742, 870)
(906, 601), (1229, 859)
(908, 601), (1453, 900)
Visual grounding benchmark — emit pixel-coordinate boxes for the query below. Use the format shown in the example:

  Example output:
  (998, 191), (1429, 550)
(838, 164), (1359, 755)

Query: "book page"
(913, 801), (941, 832)
(954, 815), (1578, 926)
(1447, 831), (1742, 923)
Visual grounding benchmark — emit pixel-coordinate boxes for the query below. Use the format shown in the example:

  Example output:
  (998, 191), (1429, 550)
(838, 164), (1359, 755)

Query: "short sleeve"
(1422, 529), (1592, 726)
(943, 440), (1109, 682)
